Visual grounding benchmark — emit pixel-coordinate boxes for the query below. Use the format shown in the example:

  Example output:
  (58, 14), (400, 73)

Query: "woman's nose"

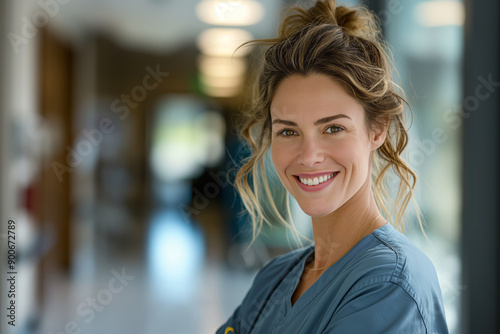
(296, 138), (325, 167)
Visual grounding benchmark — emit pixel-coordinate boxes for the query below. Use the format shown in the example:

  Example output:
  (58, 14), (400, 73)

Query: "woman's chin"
(297, 203), (337, 218)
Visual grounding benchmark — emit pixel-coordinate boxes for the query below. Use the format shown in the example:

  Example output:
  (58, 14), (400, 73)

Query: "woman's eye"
(278, 129), (297, 137)
(325, 125), (343, 134)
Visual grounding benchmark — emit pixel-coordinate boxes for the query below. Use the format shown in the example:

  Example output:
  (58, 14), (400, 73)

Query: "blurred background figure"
(0, 0), (498, 333)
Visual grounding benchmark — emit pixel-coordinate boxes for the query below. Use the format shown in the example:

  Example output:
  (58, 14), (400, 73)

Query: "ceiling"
(49, 0), (282, 53)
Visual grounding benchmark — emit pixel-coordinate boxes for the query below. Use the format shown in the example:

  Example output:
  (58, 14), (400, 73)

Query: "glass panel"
(382, 1), (463, 332)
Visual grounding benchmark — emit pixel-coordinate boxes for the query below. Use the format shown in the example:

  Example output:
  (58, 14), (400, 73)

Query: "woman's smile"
(293, 171), (339, 192)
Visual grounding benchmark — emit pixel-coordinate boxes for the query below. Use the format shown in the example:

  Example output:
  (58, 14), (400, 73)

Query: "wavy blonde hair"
(235, 0), (419, 242)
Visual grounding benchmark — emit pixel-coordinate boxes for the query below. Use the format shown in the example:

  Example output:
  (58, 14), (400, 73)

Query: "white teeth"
(298, 173), (336, 186)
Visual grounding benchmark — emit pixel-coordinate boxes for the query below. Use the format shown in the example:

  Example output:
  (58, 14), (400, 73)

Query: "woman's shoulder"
(346, 223), (440, 287)
(364, 223), (440, 284)
(340, 223), (447, 328)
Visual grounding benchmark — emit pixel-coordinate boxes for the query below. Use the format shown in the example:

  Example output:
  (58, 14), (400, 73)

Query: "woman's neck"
(309, 177), (386, 270)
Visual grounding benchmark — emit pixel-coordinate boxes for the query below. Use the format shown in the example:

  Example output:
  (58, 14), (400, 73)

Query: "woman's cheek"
(271, 142), (284, 169)
(272, 142), (293, 176)
(272, 139), (290, 160)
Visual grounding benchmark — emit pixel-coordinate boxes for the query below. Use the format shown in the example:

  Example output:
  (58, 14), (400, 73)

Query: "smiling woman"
(270, 75), (382, 219)
(217, 1), (449, 333)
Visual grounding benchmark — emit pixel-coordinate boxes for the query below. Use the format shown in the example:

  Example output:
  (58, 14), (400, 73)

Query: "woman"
(217, 1), (448, 333)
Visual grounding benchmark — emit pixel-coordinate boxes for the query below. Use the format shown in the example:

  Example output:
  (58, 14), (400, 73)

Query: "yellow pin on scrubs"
(224, 327), (235, 334)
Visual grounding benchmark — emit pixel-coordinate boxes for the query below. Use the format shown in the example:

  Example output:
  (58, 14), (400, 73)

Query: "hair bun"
(278, 0), (380, 42)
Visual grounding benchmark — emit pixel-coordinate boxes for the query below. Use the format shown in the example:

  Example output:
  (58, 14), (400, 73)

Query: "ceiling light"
(200, 74), (243, 88)
(197, 28), (253, 57)
(197, 55), (247, 78)
(415, 1), (464, 27)
(196, 0), (264, 26)
(202, 85), (241, 97)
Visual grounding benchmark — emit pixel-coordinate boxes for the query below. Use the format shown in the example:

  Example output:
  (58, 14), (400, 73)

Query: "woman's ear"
(370, 117), (389, 151)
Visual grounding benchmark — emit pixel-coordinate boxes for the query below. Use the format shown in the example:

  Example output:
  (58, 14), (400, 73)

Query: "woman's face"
(270, 74), (385, 217)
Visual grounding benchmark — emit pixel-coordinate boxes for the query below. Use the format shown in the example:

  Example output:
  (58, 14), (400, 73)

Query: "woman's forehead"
(270, 74), (364, 122)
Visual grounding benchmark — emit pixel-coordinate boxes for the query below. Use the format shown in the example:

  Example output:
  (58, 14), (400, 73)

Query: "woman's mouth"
(294, 172), (339, 192)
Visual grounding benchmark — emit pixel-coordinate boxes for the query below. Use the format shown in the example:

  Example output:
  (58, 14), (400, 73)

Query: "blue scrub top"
(217, 223), (449, 334)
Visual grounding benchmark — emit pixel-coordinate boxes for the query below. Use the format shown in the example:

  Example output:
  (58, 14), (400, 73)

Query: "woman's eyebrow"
(272, 119), (297, 126)
(314, 114), (351, 125)
(272, 114), (352, 126)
